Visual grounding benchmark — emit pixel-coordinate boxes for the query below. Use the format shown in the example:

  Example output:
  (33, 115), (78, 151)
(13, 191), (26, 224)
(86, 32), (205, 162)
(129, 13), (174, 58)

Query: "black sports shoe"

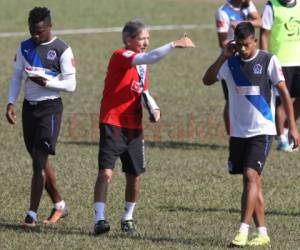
(22, 214), (37, 228)
(94, 220), (110, 235)
(121, 220), (139, 236)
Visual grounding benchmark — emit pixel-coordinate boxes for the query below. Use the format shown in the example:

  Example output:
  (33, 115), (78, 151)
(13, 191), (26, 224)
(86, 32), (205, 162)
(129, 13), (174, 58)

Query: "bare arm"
(217, 32), (229, 48)
(259, 28), (270, 51)
(248, 11), (262, 28)
(202, 55), (227, 85)
(276, 81), (300, 148)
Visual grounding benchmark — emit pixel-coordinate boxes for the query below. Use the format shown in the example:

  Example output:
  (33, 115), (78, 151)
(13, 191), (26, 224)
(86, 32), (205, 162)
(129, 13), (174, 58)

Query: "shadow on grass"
(0, 218), (226, 247)
(61, 140), (227, 150)
(107, 232), (227, 248)
(159, 206), (300, 217)
(0, 218), (91, 236)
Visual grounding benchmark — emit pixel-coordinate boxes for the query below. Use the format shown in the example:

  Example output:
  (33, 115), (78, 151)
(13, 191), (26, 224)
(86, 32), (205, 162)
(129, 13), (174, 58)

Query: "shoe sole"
(229, 242), (247, 248)
(21, 222), (37, 228)
(247, 241), (270, 246)
(248, 243), (270, 246)
(94, 227), (110, 235)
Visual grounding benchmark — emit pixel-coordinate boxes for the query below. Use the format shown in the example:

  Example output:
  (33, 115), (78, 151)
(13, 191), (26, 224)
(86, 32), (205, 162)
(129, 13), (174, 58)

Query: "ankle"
(257, 227), (268, 236)
(239, 223), (249, 235)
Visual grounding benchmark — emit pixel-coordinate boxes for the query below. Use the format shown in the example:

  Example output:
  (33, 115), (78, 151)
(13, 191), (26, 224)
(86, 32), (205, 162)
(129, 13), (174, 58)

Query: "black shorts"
(221, 79), (229, 101)
(282, 66), (300, 97)
(228, 135), (273, 175)
(98, 124), (145, 176)
(22, 98), (63, 155)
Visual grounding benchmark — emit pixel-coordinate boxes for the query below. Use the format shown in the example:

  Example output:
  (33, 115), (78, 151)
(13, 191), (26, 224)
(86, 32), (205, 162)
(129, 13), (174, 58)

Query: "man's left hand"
(150, 109), (160, 123)
(289, 128), (300, 150)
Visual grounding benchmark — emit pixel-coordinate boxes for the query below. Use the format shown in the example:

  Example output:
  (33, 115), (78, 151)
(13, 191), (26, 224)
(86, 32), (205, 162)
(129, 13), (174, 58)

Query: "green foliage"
(0, 0), (299, 249)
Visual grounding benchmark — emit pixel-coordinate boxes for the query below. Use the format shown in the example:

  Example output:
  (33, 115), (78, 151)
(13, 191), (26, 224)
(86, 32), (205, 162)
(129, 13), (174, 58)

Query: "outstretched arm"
(132, 35), (195, 65)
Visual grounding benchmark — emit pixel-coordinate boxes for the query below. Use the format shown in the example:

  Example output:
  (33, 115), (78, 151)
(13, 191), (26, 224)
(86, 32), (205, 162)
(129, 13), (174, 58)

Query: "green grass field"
(1, 0), (300, 249)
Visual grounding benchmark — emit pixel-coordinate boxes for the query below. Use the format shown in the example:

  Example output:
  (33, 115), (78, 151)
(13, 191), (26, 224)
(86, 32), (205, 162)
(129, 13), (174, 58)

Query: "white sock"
(121, 201), (136, 222)
(257, 227), (268, 236)
(27, 210), (37, 221)
(94, 202), (105, 223)
(54, 200), (66, 210)
(239, 223), (250, 235)
(279, 134), (288, 143)
(283, 128), (289, 136)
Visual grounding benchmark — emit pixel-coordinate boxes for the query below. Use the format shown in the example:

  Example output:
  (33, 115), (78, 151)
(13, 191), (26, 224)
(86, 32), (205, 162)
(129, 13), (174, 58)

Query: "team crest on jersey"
(253, 64), (262, 74)
(131, 80), (143, 93)
(122, 50), (135, 58)
(47, 50), (57, 60)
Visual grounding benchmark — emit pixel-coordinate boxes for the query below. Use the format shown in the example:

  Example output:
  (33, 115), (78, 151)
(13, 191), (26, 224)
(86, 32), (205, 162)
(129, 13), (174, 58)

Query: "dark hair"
(122, 19), (147, 44)
(234, 22), (255, 40)
(28, 7), (51, 25)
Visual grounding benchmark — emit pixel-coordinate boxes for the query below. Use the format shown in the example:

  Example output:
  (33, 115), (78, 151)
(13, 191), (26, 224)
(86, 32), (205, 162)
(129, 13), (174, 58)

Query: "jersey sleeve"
(132, 43), (174, 65)
(143, 70), (149, 91)
(261, 3), (273, 30)
(115, 49), (137, 69)
(268, 55), (285, 85)
(7, 45), (24, 104)
(60, 47), (76, 75)
(45, 46), (76, 92)
(215, 9), (230, 33)
(248, 1), (258, 13)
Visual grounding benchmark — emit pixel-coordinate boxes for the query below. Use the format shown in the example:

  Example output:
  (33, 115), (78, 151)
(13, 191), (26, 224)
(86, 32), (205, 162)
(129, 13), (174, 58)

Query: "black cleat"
(22, 214), (37, 228)
(121, 220), (139, 236)
(94, 220), (110, 235)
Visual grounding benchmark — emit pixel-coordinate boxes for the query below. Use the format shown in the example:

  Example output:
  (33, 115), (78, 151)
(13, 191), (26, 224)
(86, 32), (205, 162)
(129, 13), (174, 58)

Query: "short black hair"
(122, 19), (147, 44)
(234, 22), (255, 40)
(28, 7), (51, 25)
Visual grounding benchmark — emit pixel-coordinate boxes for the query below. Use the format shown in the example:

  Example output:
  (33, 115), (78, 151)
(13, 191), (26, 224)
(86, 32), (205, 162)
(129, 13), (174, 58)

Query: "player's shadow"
(61, 140), (227, 150)
(116, 233), (226, 248)
(0, 218), (226, 247)
(146, 140), (227, 150)
(159, 205), (300, 217)
(0, 218), (90, 236)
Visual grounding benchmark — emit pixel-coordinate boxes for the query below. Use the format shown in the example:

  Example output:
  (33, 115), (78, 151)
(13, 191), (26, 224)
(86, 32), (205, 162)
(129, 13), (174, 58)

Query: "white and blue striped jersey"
(8, 37), (76, 104)
(218, 50), (285, 138)
(215, 0), (257, 41)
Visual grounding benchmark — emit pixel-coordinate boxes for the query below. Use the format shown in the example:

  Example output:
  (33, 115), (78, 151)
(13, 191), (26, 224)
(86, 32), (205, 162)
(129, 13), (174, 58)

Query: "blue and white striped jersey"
(215, 0), (257, 41)
(8, 37), (76, 104)
(218, 50), (285, 138)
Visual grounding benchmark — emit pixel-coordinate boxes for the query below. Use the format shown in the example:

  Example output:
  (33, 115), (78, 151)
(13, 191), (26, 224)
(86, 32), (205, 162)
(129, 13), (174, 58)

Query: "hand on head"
(221, 40), (237, 59)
